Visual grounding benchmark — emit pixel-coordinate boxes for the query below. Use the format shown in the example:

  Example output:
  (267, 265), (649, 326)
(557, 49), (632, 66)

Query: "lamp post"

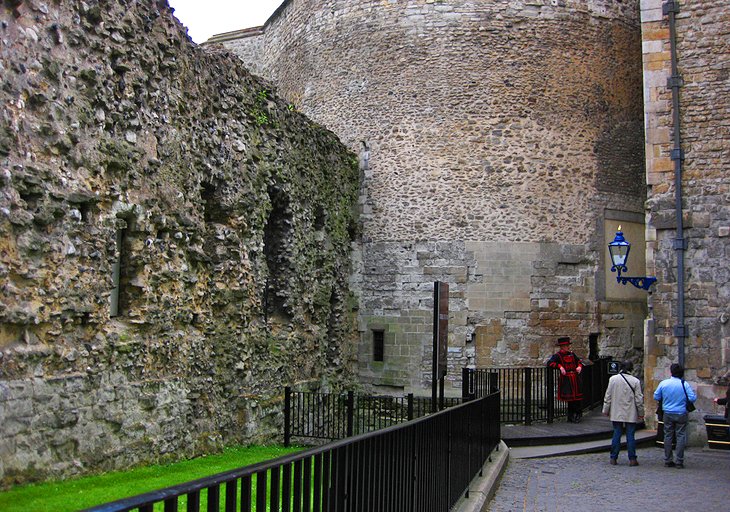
(608, 226), (657, 291)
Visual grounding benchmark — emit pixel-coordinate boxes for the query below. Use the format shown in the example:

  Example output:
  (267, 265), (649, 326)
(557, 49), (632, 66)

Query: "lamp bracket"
(616, 275), (657, 291)
(610, 263), (628, 274)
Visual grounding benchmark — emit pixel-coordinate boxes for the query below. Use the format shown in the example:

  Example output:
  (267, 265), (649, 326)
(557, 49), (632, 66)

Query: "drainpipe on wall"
(663, 0), (687, 366)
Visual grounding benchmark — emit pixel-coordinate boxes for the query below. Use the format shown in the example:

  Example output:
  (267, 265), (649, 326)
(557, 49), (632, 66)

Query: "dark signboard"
(608, 361), (621, 375)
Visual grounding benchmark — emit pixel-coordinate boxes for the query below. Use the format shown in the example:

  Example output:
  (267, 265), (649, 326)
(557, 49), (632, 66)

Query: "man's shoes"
(567, 413), (581, 423)
(629, 460), (639, 466)
(610, 458), (617, 465)
(675, 463), (684, 469)
(664, 461), (676, 467)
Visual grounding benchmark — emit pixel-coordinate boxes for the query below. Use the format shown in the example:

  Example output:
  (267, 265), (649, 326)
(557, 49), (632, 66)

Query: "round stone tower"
(213, 0), (648, 394)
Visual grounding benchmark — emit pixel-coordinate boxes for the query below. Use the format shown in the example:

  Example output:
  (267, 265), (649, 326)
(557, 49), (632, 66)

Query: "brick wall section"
(355, 238), (645, 393)
(0, 0), (360, 485)
(641, 0), (730, 436)
(220, 0), (648, 393)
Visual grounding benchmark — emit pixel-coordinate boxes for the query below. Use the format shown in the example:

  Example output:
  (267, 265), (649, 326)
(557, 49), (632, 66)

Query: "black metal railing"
(83, 391), (501, 512)
(284, 388), (463, 445)
(462, 357), (611, 425)
(581, 357), (613, 411)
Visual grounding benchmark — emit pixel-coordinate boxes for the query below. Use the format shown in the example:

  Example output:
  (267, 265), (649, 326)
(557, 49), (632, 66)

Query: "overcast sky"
(168, 1), (283, 44)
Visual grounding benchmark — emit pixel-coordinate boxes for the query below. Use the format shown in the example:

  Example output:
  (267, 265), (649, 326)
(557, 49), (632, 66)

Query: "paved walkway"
(486, 446), (730, 512)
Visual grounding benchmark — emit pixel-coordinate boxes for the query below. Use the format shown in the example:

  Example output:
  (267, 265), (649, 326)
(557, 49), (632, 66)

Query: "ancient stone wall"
(0, 0), (359, 486)
(641, 0), (730, 439)
(217, 0), (648, 393)
(208, 26), (265, 76)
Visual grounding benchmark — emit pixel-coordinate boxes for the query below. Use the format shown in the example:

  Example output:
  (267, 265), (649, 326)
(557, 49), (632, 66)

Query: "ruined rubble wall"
(218, 0), (647, 391)
(0, 0), (359, 486)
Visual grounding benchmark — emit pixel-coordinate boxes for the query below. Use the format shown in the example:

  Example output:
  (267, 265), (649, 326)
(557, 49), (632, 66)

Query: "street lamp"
(608, 226), (657, 291)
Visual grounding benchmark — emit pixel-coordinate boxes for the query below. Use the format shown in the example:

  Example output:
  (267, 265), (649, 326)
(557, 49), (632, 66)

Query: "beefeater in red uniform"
(547, 336), (584, 423)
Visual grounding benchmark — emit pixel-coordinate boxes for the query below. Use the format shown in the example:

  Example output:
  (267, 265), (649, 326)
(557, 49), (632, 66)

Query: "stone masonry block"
(642, 40), (664, 54)
(641, 24), (669, 41)
(508, 299), (531, 312)
(640, 8), (663, 23)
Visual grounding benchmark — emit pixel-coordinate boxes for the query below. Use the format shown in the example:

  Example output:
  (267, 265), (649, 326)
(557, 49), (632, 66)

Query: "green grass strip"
(0, 445), (304, 512)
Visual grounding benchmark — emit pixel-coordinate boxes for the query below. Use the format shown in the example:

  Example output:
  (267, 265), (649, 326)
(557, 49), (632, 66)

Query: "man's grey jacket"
(602, 371), (645, 423)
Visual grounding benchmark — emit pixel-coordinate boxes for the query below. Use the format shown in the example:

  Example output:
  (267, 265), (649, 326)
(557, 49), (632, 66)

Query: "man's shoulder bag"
(681, 380), (696, 412)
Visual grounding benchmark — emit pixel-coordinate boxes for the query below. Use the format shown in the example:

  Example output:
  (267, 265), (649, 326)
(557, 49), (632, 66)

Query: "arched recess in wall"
(603, 210), (648, 303)
(324, 285), (346, 363)
(201, 180), (228, 224)
(263, 184), (294, 323)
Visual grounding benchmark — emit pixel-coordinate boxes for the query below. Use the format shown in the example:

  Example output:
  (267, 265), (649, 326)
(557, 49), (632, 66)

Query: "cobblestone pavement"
(487, 447), (730, 512)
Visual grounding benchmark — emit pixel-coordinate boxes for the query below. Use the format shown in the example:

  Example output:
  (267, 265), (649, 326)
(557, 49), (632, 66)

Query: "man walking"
(602, 361), (644, 466)
(653, 363), (697, 469)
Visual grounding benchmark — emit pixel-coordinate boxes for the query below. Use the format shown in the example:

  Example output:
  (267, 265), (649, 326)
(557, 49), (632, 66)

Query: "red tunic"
(547, 350), (584, 402)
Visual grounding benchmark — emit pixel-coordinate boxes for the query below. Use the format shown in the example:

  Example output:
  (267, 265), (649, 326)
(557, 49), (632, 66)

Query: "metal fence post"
(524, 367), (532, 425)
(346, 391), (354, 438)
(284, 386), (291, 447)
(489, 371), (498, 394)
(603, 358), (611, 394)
(407, 393), (414, 421)
(588, 362), (595, 409)
(581, 365), (590, 411)
(439, 376), (445, 411)
(546, 370), (554, 424)
(462, 368), (470, 399)
(462, 367), (477, 400)
(446, 410), (452, 507)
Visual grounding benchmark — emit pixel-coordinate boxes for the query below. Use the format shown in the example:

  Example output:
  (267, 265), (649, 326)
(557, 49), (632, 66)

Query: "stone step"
(508, 429), (657, 459)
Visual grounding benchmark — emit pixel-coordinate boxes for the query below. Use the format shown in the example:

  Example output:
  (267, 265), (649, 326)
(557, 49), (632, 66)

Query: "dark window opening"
(78, 202), (95, 222)
(347, 215), (359, 242)
(373, 330), (385, 362)
(110, 225), (126, 317)
(326, 287), (339, 339)
(19, 191), (43, 211)
(314, 208), (326, 231)
(110, 216), (136, 317)
(324, 287), (342, 365)
(201, 180), (228, 224)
